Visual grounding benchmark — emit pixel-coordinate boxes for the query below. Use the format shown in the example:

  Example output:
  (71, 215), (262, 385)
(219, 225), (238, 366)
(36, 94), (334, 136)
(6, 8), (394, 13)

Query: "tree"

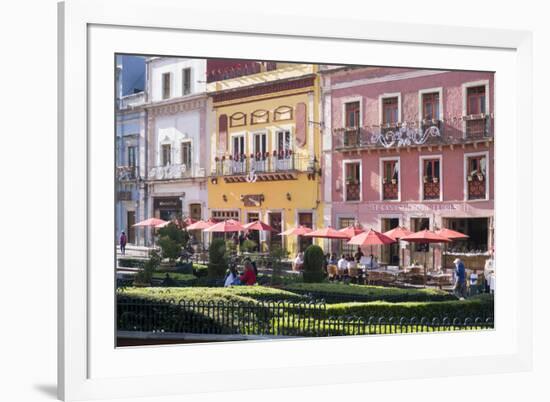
(157, 223), (189, 263)
(208, 238), (228, 278)
(302, 244), (325, 283)
(134, 250), (161, 285)
(269, 245), (288, 286)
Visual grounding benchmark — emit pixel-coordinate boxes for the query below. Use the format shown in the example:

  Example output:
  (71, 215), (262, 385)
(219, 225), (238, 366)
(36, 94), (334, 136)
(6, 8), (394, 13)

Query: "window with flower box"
(382, 159), (399, 200)
(466, 155), (487, 200)
(252, 132), (268, 172)
(344, 162), (361, 201)
(422, 158), (440, 200)
(275, 130), (293, 171)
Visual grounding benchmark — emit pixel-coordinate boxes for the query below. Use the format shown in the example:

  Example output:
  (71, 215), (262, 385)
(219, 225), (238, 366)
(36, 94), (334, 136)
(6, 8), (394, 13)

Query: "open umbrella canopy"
(133, 217), (167, 227)
(347, 229), (396, 246)
(155, 220), (172, 228)
(435, 228), (469, 240)
(204, 219), (244, 233)
(279, 225), (312, 236)
(401, 229), (451, 243)
(383, 226), (413, 241)
(186, 219), (216, 230)
(243, 220), (277, 232)
(303, 227), (350, 239)
(338, 225), (365, 238)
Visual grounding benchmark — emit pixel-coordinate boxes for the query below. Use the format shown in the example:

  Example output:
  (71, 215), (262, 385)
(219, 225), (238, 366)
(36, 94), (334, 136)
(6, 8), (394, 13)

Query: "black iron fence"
(118, 298), (494, 337)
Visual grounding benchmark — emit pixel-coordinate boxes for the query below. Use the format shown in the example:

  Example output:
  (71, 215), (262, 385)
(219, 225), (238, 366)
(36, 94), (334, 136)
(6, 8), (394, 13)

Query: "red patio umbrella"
(338, 225), (365, 238)
(186, 219), (216, 230)
(304, 227), (350, 239)
(243, 220), (277, 232)
(401, 229), (451, 285)
(435, 228), (469, 269)
(383, 226), (413, 268)
(279, 225), (312, 236)
(347, 229), (396, 269)
(204, 219), (244, 233)
(132, 218), (168, 247)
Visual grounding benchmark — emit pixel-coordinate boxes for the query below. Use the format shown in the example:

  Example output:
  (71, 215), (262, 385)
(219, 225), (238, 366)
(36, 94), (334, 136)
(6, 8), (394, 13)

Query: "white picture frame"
(58, 0), (533, 400)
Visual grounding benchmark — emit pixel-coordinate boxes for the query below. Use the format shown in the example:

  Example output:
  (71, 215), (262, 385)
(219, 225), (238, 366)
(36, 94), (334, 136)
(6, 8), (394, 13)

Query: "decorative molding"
(212, 76), (315, 103)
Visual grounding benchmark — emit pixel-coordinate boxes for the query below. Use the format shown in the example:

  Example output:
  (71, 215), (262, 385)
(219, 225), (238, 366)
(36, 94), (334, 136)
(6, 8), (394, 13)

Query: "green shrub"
(269, 245), (289, 286)
(193, 263), (208, 277)
(157, 223), (188, 262)
(242, 239), (257, 253)
(208, 239), (228, 278)
(326, 294), (494, 321)
(134, 250), (161, 285)
(158, 236), (181, 262)
(118, 257), (146, 268)
(118, 285), (306, 304)
(283, 283), (455, 303)
(302, 245), (325, 283)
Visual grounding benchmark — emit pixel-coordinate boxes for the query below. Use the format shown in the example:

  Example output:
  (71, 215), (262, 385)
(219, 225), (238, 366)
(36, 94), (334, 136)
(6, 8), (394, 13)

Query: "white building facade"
(144, 58), (210, 239)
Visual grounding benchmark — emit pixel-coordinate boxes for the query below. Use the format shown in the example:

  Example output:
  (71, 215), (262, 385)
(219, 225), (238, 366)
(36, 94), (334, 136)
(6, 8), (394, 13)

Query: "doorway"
(127, 211), (136, 244)
(381, 218), (399, 265)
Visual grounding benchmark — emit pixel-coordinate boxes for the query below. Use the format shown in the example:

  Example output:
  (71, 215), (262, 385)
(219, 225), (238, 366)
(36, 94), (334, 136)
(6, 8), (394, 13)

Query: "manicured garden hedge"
(118, 257), (147, 268)
(118, 285), (307, 304)
(325, 294), (494, 320)
(283, 282), (456, 303)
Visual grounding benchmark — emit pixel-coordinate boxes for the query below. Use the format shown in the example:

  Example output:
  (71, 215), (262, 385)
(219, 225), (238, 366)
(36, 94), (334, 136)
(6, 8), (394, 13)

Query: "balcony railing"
(345, 181), (361, 201)
(467, 173), (487, 200)
(423, 177), (440, 200)
(464, 114), (492, 139)
(334, 117), (493, 151)
(116, 165), (138, 181)
(382, 178), (399, 200)
(148, 164), (205, 180)
(211, 151), (313, 177)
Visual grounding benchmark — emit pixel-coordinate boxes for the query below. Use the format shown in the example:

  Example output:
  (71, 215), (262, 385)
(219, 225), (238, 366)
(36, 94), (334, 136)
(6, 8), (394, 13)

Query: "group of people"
(452, 257), (495, 299)
(223, 257), (258, 287)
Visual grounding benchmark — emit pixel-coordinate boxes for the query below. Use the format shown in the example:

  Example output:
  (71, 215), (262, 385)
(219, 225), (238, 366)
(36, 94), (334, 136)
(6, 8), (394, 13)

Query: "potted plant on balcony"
(467, 175), (473, 182)
(433, 176), (439, 184)
(477, 173), (484, 181)
(382, 177), (387, 185)
(423, 175), (429, 184)
(346, 176), (357, 185)
(391, 178), (397, 185)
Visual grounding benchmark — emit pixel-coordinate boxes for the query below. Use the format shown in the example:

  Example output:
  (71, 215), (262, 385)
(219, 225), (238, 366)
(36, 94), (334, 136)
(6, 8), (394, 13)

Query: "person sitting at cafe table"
(239, 261), (257, 286)
(347, 256), (357, 270)
(293, 252), (304, 271)
(337, 254), (348, 275)
(360, 254), (379, 269)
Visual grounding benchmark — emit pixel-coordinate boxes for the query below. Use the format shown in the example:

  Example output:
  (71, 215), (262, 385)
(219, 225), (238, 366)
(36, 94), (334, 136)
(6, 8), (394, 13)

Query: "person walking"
(453, 258), (466, 299)
(119, 231), (127, 255)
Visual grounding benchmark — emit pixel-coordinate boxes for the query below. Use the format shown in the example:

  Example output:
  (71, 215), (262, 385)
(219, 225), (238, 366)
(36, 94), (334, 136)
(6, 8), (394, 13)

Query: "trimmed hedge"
(283, 283), (455, 303)
(326, 294), (494, 321)
(302, 245), (325, 283)
(118, 285), (307, 304)
(118, 257), (146, 268)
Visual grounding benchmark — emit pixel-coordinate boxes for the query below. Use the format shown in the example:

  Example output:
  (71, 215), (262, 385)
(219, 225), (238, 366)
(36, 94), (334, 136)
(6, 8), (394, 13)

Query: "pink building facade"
(321, 67), (494, 268)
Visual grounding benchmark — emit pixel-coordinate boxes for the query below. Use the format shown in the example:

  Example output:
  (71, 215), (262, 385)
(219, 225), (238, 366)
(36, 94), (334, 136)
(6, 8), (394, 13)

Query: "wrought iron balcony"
(464, 114), (492, 139)
(333, 117), (493, 151)
(116, 165), (138, 181)
(210, 150), (316, 182)
(147, 164), (205, 181)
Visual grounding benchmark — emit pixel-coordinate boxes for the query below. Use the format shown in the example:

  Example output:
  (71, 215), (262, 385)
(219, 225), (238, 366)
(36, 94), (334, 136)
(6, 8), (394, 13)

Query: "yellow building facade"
(207, 64), (323, 256)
